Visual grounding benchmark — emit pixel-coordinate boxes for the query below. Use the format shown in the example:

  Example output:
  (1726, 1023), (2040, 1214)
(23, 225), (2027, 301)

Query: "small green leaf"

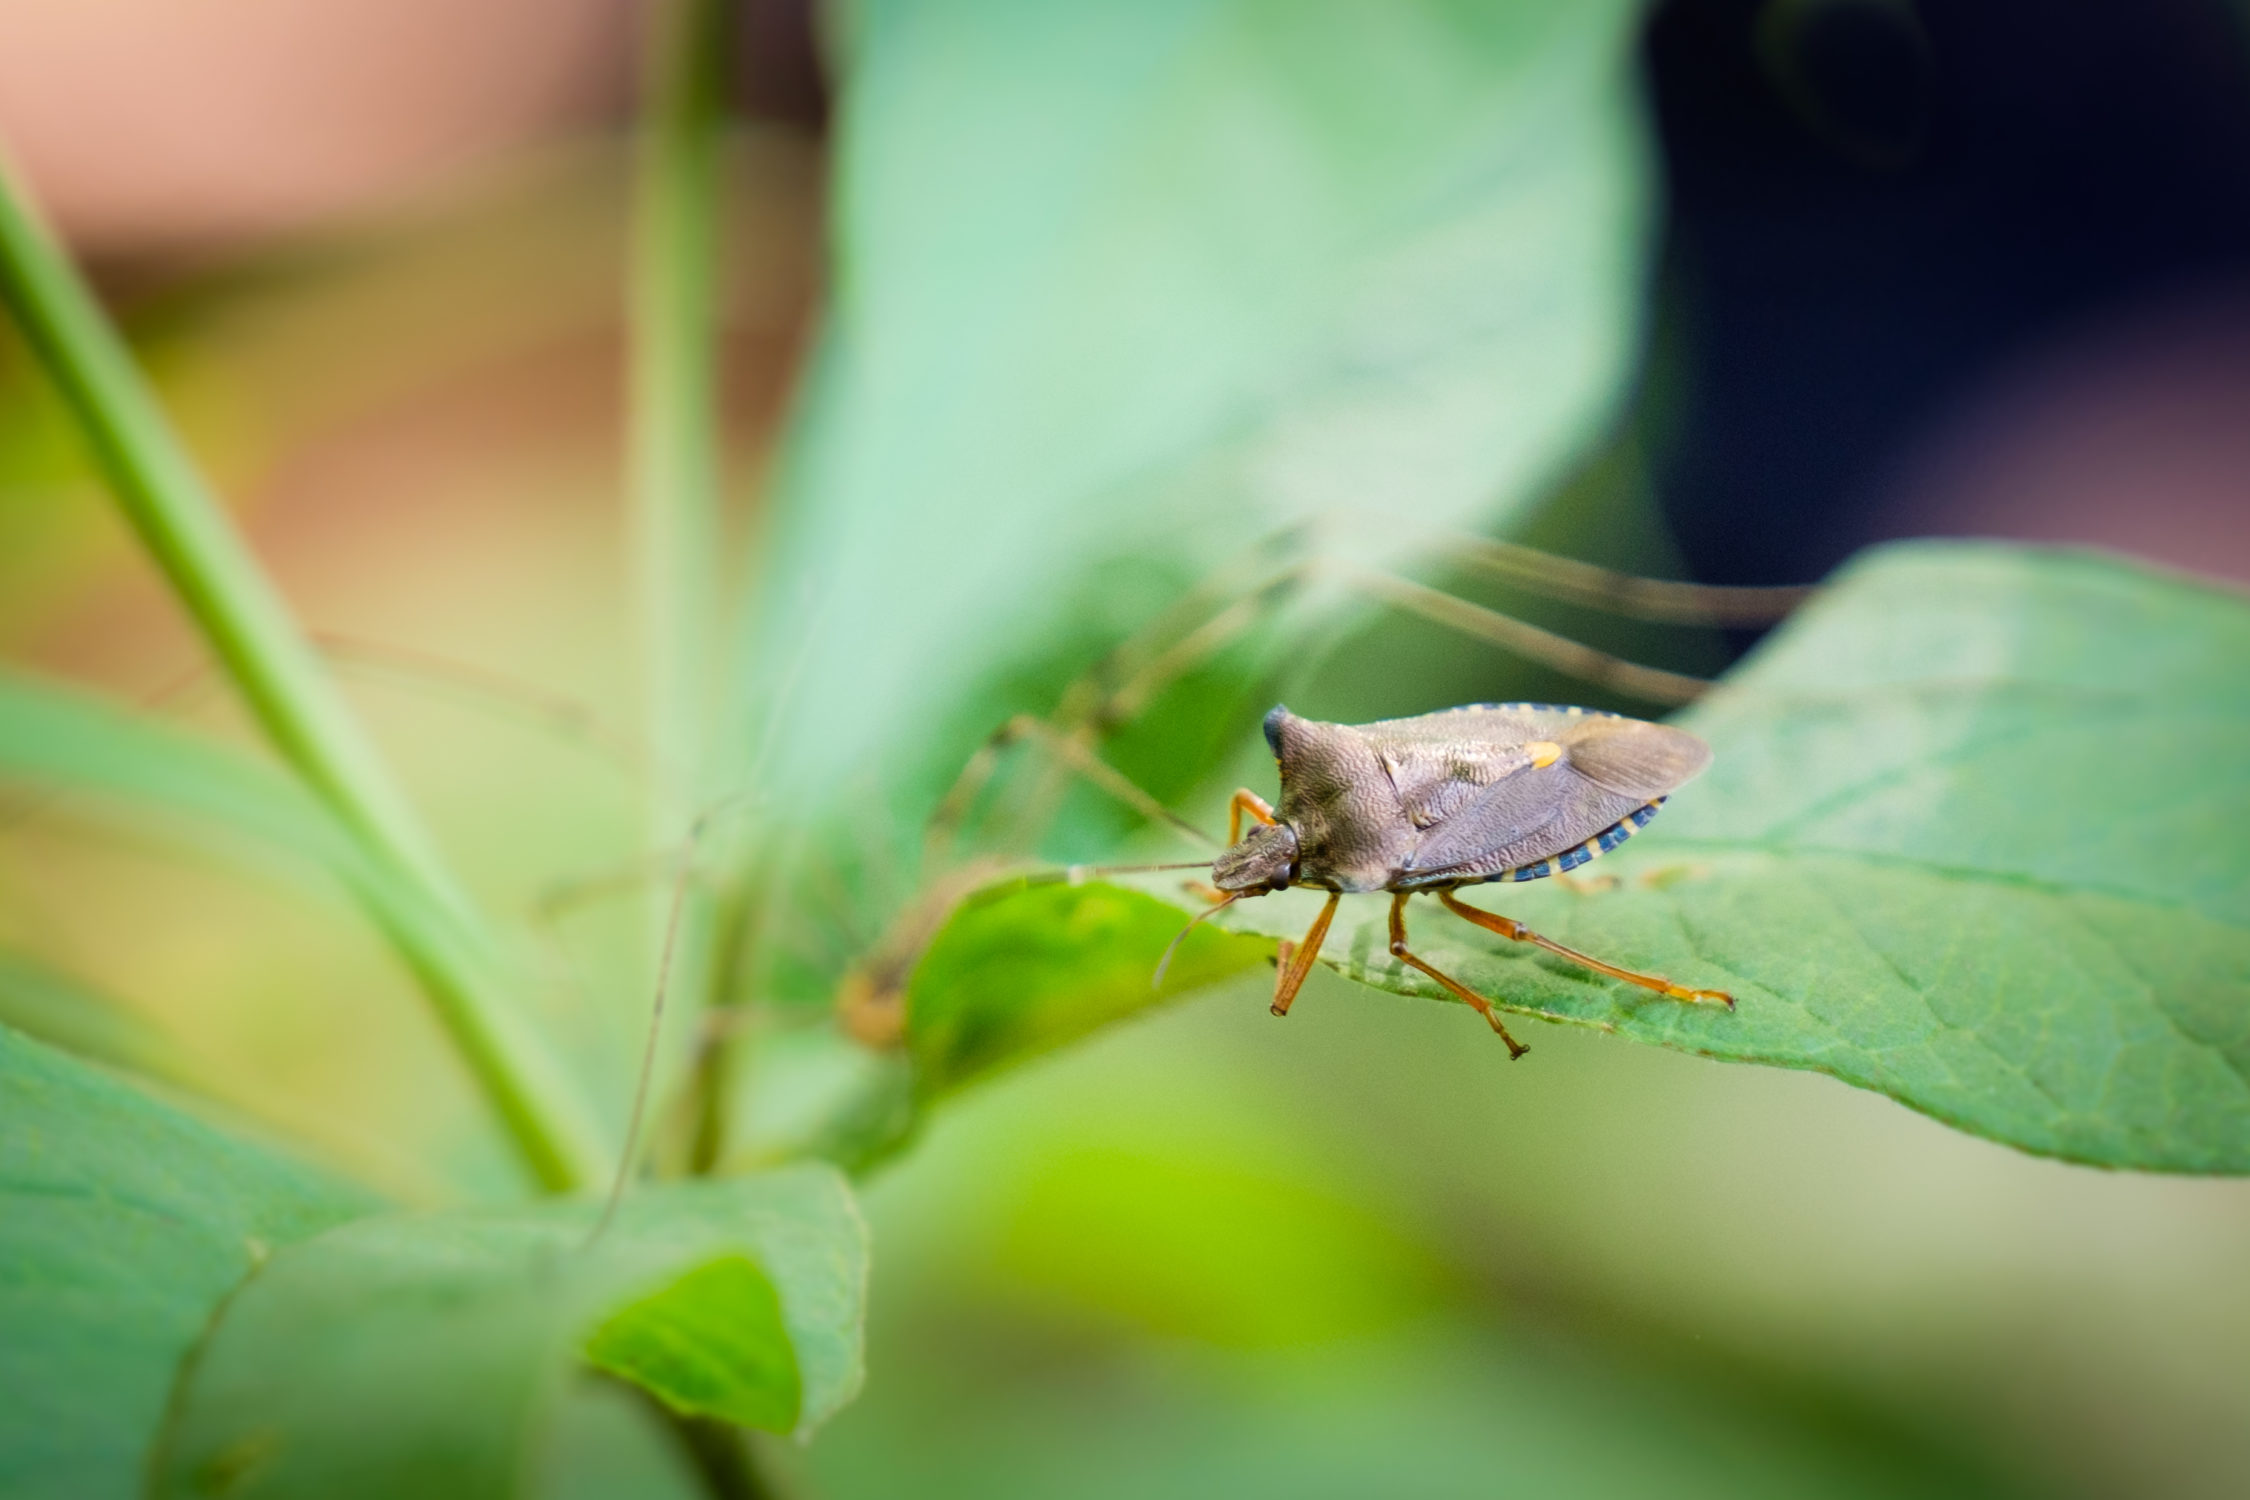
(1200, 543), (2250, 1172)
(907, 881), (1268, 1097)
(586, 1256), (802, 1433)
(149, 1166), (869, 1498)
(0, 1024), (377, 1500)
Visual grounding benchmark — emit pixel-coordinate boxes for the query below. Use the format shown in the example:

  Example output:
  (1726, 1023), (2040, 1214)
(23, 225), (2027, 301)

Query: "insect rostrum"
(1200, 704), (1733, 1056)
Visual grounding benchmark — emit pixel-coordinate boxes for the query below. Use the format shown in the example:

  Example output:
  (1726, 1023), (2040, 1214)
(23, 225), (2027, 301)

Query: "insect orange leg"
(1387, 894), (1529, 1058)
(1269, 892), (1339, 1018)
(1438, 889), (1734, 1009)
(1228, 787), (1278, 845)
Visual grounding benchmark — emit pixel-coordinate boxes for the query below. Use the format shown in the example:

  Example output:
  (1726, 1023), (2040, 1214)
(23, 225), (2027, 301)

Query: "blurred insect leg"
(534, 846), (697, 925)
(1438, 890), (1734, 1008)
(310, 632), (645, 776)
(925, 713), (1216, 864)
(1270, 892), (1340, 1018)
(925, 545), (1307, 863)
(1083, 559), (1309, 727)
(1346, 568), (1711, 707)
(1228, 787), (1278, 844)
(1447, 536), (1815, 627)
(1004, 563), (1306, 848)
(1005, 716), (1219, 847)
(1388, 894), (1529, 1058)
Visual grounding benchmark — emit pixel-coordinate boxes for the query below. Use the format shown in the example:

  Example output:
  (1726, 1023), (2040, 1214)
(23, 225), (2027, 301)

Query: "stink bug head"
(1212, 820), (1297, 894)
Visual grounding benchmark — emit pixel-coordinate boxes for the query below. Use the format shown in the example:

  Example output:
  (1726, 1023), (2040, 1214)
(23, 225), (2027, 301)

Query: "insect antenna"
(1016, 858), (1216, 888)
(1349, 568), (1713, 705)
(1446, 537), (1815, 626)
(587, 805), (729, 1245)
(1153, 891), (1241, 989)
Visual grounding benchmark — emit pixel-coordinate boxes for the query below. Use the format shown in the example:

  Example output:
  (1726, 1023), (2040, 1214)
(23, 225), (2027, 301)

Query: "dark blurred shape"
(736, 0), (830, 128)
(1754, 0), (1936, 169)
(1873, 282), (2250, 580)
(1645, 0), (2250, 586)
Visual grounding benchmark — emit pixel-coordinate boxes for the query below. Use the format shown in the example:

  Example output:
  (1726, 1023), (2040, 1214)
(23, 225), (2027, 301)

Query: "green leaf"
(908, 881), (1268, 1097)
(747, 0), (1654, 810)
(0, 668), (611, 1193)
(586, 1256), (801, 1433)
(0, 666), (374, 882)
(0, 948), (203, 1090)
(0, 669), (473, 995)
(150, 1165), (869, 1497)
(1198, 543), (2250, 1172)
(0, 1024), (377, 1500)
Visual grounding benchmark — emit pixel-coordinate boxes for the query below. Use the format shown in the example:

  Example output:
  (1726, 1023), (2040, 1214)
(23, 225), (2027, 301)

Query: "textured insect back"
(1264, 708), (1421, 893)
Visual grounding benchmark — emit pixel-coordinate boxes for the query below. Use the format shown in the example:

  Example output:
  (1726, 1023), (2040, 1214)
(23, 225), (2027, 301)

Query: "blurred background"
(4, 1), (2249, 1496)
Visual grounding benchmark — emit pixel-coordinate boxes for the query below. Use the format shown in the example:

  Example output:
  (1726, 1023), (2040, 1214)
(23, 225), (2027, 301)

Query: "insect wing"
(1398, 763), (1585, 878)
(1355, 704), (1571, 829)
(1375, 739), (1536, 828)
(1556, 716), (1711, 798)
(1399, 715), (1711, 882)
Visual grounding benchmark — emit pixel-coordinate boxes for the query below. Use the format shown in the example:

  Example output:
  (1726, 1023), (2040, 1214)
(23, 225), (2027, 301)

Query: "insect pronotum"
(1162, 702), (1733, 1057)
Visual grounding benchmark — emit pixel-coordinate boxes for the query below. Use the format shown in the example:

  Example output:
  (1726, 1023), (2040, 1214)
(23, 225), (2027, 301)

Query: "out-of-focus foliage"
(0, 666), (376, 890)
(150, 1165), (866, 1497)
(743, 0), (1653, 822)
(0, 1028), (376, 1499)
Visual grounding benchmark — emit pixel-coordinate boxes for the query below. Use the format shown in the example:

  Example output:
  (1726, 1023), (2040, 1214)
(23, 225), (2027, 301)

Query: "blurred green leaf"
(1196, 543), (2250, 1171)
(908, 881), (1267, 1096)
(810, 1325), (2015, 1500)
(0, 668), (612, 1192)
(746, 0), (1653, 812)
(0, 667), (371, 879)
(150, 1165), (868, 1497)
(0, 949), (202, 1090)
(0, 1024), (377, 1500)
(0, 667), (467, 973)
(586, 1256), (802, 1434)
(993, 1142), (1454, 1348)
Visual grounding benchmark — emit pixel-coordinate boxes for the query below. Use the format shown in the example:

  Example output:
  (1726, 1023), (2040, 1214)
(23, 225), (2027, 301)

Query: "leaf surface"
(149, 1165), (869, 1498)
(746, 0), (1653, 811)
(0, 1025), (376, 1500)
(0, 668), (469, 966)
(908, 881), (1268, 1097)
(0, 948), (203, 1089)
(0, 668), (367, 878)
(1198, 544), (2250, 1171)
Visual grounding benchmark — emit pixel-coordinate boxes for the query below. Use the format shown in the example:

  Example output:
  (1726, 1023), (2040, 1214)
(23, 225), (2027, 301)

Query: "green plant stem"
(647, 1398), (785, 1500)
(0, 157), (607, 1194)
(626, 0), (735, 1185)
(631, 0), (731, 838)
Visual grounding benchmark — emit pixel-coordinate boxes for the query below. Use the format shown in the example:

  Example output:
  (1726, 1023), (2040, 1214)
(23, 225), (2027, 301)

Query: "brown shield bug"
(1165, 702), (1733, 1057)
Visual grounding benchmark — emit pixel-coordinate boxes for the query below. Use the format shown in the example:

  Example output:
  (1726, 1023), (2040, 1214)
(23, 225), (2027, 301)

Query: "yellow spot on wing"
(1526, 740), (1562, 769)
